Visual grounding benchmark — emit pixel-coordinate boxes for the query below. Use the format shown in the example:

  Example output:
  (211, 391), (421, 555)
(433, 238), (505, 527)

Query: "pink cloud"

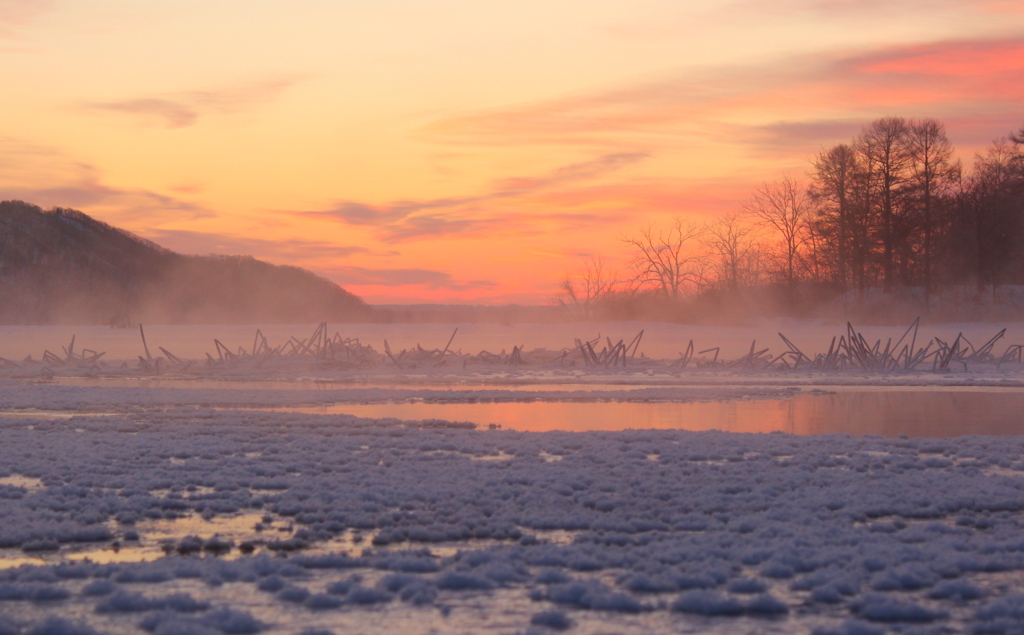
(422, 36), (1024, 151)
(978, 0), (1024, 14)
(847, 38), (1024, 77)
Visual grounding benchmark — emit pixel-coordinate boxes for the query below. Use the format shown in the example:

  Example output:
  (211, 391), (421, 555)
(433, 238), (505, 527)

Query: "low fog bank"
(559, 284), (1024, 326)
(4, 200), (1021, 327)
(323, 286), (1024, 326)
(0, 256), (373, 326)
(0, 201), (371, 325)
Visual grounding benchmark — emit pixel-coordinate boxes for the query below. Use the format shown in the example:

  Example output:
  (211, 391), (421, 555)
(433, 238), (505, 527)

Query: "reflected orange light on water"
(296, 391), (1024, 437)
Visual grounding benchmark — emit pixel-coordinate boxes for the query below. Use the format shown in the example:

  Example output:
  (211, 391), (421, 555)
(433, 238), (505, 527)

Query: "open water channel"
(275, 387), (1024, 437)
(45, 377), (1024, 437)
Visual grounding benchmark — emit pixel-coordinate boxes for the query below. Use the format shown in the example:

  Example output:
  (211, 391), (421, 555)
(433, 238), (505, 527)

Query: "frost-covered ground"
(2, 382), (1024, 634)
(3, 321), (1024, 634)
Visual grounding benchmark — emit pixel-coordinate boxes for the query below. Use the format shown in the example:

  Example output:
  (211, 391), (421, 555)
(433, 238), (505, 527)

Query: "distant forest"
(560, 119), (1024, 323)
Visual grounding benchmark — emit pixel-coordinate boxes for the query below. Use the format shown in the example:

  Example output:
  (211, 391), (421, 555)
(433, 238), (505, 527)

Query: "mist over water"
(2, 320), (1020, 364)
(3, 320), (1023, 440)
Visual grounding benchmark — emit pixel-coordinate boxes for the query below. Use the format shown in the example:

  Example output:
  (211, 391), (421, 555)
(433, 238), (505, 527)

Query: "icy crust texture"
(4, 413), (1024, 632)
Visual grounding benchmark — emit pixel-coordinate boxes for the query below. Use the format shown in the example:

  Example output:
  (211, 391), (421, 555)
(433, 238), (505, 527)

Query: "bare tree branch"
(701, 213), (761, 291)
(557, 256), (615, 320)
(622, 218), (702, 301)
(742, 175), (811, 286)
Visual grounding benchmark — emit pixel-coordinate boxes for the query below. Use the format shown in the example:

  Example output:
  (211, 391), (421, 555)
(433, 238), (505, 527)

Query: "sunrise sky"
(1, 0), (1022, 304)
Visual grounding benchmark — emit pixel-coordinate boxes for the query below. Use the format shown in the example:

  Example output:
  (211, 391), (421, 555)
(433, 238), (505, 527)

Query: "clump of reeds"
(5, 319), (1023, 378)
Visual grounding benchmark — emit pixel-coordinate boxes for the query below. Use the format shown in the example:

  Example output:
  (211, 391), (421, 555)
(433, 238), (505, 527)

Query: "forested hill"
(0, 201), (372, 324)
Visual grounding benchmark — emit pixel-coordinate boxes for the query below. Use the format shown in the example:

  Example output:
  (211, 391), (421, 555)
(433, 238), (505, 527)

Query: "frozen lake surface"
(3, 398), (1024, 634)
(5, 321), (1024, 634)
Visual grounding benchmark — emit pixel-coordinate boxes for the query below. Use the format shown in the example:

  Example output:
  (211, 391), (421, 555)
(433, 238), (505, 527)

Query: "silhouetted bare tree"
(702, 213), (760, 291)
(744, 175), (811, 287)
(957, 139), (1024, 292)
(624, 218), (702, 301)
(811, 144), (860, 291)
(907, 118), (959, 304)
(857, 117), (911, 291)
(562, 119), (1024, 321)
(558, 256), (616, 320)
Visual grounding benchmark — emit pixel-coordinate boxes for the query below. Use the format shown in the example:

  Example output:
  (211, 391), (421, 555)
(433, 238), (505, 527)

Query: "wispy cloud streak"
(297, 152), (648, 241)
(0, 138), (214, 224)
(0, 0), (52, 39)
(421, 36), (1024, 152)
(82, 78), (301, 128)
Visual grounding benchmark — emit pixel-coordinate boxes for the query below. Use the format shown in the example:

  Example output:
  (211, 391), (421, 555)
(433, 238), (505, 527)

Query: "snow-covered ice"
(1, 379), (1024, 633)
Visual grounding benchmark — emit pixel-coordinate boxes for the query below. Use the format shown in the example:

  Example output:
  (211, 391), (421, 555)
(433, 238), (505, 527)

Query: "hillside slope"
(0, 200), (372, 324)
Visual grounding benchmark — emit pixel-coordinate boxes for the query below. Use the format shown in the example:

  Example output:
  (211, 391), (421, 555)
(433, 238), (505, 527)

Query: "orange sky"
(1, 0), (1022, 304)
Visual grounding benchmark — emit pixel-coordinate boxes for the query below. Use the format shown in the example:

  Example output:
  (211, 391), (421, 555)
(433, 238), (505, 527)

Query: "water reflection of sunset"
(301, 391), (1024, 437)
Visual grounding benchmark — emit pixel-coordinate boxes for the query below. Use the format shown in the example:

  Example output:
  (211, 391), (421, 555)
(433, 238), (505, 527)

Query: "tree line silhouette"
(560, 118), (1024, 322)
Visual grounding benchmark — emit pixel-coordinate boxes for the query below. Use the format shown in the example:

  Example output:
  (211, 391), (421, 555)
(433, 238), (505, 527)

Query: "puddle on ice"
(0, 474), (45, 490)
(358, 528), (582, 559)
(523, 528), (579, 545)
(0, 513), (298, 568)
(0, 555), (46, 570)
(251, 389), (1024, 437)
(0, 507), (582, 570)
(133, 512), (271, 544)
(66, 543), (167, 565)
(0, 409), (115, 420)
(470, 451), (515, 461)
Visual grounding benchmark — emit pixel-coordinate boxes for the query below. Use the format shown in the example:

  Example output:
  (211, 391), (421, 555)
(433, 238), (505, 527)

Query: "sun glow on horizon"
(2, 0), (1022, 305)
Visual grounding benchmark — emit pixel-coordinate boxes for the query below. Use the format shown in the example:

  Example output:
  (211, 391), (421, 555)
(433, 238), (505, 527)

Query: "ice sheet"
(0, 384), (1023, 633)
